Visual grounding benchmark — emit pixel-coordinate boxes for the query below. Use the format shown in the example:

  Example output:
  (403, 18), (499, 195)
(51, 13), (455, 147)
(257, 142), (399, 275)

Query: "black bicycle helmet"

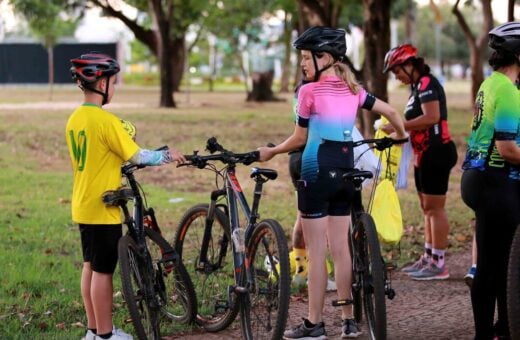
(489, 21), (520, 55)
(293, 26), (347, 60)
(70, 53), (120, 84)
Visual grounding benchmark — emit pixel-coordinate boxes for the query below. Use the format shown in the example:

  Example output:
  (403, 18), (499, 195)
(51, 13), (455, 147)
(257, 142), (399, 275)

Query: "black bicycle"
(102, 155), (197, 340)
(333, 136), (407, 340)
(174, 137), (290, 340)
(507, 225), (520, 339)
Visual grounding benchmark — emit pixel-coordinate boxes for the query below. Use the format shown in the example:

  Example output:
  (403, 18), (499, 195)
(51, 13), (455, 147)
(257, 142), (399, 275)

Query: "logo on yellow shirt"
(69, 130), (87, 171)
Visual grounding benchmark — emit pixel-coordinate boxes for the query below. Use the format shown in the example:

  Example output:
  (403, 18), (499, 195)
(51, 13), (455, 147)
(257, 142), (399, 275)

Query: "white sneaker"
(95, 327), (133, 340)
(81, 329), (96, 340)
(326, 278), (337, 292)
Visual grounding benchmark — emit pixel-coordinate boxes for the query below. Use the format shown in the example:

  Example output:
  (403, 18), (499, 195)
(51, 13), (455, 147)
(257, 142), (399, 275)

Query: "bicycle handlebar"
(353, 136), (408, 151)
(182, 137), (259, 169)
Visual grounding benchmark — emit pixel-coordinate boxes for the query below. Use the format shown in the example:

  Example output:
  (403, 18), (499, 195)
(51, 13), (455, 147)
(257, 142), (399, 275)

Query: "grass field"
(0, 81), (475, 339)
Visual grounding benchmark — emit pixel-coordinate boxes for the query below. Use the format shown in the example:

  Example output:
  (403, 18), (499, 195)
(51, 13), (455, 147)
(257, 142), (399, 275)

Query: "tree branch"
(451, 0), (476, 50)
(90, 0), (157, 55)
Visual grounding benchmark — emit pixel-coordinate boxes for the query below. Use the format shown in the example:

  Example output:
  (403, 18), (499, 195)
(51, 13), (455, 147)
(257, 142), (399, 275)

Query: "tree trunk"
(156, 21), (175, 107)
(280, 10), (293, 93)
(508, 0), (515, 21)
(171, 36), (185, 92)
(247, 71), (278, 102)
(47, 45), (54, 101)
(452, 0), (493, 104)
(361, 0), (391, 137)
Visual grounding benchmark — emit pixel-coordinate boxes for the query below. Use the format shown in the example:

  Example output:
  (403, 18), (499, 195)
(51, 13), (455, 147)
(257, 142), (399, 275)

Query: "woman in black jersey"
(382, 44), (458, 281)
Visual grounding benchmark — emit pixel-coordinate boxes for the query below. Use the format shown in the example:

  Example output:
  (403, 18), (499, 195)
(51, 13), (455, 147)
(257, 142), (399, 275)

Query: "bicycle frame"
(198, 164), (272, 295)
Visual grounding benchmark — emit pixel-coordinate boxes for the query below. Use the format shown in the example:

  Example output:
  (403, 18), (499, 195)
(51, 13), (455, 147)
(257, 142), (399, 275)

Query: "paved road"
(167, 251), (474, 339)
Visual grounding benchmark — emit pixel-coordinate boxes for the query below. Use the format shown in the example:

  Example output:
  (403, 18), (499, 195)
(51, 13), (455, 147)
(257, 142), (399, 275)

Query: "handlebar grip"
(267, 143), (276, 147)
(155, 145), (169, 151)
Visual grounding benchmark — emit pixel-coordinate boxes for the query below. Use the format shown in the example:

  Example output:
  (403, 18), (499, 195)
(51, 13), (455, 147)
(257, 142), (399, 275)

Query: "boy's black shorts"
(79, 224), (122, 274)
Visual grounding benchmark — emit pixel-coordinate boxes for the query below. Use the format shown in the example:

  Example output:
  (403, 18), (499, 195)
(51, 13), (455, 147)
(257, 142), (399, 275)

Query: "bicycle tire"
(118, 235), (161, 340)
(507, 226), (520, 340)
(145, 228), (197, 324)
(358, 213), (386, 340)
(240, 219), (291, 340)
(174, 203), (239, 331)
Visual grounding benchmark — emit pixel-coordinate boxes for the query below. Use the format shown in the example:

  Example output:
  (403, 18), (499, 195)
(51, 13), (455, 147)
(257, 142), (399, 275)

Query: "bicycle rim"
(241, 219), (290, 340)
(174, 204), (239, 331)
(359, 213), (386, 340)
(118, 235), (160, 340)
(145, 228), (196, 325)
(508, 226), (520, 340)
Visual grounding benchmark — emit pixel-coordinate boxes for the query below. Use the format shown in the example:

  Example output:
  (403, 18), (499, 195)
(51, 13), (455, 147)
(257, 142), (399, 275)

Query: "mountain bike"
(507, 225), (520, 339)
(102, 154), (197, 340)
(174, 137), (290, 340)
(332, 136), (407, 340)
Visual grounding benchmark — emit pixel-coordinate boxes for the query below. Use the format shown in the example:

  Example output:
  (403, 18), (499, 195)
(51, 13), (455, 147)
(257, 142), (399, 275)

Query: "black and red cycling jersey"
(404, 74), (452, 165)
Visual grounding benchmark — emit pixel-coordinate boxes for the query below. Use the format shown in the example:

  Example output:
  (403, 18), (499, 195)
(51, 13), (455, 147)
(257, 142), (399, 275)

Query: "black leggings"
(461, 169), (520, 339)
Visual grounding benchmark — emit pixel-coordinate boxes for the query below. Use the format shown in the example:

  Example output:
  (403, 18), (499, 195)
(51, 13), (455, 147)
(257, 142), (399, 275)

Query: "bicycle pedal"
(386, 288), (396, 300)
(332, 299), (353, 307)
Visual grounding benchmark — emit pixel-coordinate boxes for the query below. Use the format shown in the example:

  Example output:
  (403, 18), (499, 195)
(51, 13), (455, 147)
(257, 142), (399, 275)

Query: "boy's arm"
(130, 147), (186, 166)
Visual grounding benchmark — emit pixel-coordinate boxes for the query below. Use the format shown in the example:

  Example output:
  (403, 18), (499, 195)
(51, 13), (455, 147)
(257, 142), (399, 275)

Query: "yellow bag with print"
(374, 116), (402, 186)
(371, 178), (403, 245)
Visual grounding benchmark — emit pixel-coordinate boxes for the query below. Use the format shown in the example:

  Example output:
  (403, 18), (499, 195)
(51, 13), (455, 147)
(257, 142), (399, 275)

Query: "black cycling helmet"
(489, 21), (520, 56)
(70, 53), (120, 105)
(293, 26), (347, 60)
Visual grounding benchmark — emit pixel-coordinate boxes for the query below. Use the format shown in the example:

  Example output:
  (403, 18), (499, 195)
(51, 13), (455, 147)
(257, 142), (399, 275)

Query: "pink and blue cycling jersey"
(297, 75), (375, 181)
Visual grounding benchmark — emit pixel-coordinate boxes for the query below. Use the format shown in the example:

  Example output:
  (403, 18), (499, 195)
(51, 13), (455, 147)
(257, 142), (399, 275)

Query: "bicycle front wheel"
(240, 219), (291, 340)
(357, 213), (386, 340)
(145, 228), (196, 324)
(507, 226), (520, 340)
(118, 235), (160, 340)
(174, 203), (239, 331)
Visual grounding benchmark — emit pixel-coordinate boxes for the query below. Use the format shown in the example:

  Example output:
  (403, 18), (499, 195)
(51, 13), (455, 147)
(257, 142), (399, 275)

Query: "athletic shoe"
(409, 263), (450, 281)
(464, 266), (476, 288)
(341, 319), (362, 338)
(81, 329), (96, 340)
(95, 327), (133, 340)
(283, 319), (328, 339)
(401, 255), (429, 274)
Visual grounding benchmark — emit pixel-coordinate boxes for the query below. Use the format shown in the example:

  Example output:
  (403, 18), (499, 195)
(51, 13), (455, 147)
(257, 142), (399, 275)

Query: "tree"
(88, 0), (206, 107)
(452, 0), (493, 103)
(11, 0), (78, 100)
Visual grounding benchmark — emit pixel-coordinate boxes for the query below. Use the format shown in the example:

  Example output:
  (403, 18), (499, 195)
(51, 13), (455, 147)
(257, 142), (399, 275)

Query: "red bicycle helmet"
(383, 44), (418, 73)
(70, 53), (120, 84)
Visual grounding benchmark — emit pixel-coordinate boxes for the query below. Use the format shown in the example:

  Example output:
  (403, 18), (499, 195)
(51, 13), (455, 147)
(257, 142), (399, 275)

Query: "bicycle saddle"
(342, 169), (373, 181)
(250, 167), (278, 180)
(102, 187), (135, 206)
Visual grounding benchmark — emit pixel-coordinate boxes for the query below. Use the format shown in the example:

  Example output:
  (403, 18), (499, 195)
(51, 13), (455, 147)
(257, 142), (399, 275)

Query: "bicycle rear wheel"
(174, 203), (239, 331)
(507, 226), (520, 340)
(357, 213), (386, 340)
(145, 228), (196, 324)
(118, 235), (160, 340)
(240, 219), (290, 340)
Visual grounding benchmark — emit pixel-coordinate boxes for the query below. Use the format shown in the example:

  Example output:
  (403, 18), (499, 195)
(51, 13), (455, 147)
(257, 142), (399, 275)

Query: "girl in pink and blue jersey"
(258, 26), (407, 339)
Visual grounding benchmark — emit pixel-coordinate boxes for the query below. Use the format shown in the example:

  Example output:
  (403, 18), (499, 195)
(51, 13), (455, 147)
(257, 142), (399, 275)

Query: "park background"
(0, 0), (518, 339)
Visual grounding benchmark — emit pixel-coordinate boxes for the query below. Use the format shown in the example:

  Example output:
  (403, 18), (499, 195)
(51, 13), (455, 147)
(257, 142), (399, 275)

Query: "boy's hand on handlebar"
(169, 147), (187, 164)
(381, 123), (395, 135)
(388, 131), (409, 142)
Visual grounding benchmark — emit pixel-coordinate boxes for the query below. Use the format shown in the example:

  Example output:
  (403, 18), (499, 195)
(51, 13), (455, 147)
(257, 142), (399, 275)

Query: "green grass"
(0, 83), (475, 338)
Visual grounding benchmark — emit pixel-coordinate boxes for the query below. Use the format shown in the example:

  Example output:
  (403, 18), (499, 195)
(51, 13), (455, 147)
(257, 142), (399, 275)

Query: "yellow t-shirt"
(66, 103), (139, 224)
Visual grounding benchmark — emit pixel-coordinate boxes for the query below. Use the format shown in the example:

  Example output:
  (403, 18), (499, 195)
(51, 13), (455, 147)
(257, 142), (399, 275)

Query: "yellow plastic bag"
(370, 178), (403, 245)
(374, 116), (402, 186)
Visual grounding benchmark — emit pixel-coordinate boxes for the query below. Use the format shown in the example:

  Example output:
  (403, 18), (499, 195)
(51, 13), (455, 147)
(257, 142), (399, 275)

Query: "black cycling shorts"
(414, 141), (457, 195)
(297, 167), (355, 219)
(79, 224), (122, 274)
(288, 150), (302, 188)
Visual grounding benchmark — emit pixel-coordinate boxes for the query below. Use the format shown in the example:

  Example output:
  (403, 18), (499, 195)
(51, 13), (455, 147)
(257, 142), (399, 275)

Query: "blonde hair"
(334, 62), (361, 94)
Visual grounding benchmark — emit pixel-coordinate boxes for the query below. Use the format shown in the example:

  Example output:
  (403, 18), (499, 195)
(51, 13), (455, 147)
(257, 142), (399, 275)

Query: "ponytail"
(334, 62), (361, 94)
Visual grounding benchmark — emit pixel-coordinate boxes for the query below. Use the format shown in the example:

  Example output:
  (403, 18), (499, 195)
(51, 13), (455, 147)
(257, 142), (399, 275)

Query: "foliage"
(10, 0), (80, 47)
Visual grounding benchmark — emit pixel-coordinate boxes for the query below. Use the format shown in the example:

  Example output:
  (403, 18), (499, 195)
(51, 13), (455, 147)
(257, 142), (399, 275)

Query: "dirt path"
(167, 250), (474, 340)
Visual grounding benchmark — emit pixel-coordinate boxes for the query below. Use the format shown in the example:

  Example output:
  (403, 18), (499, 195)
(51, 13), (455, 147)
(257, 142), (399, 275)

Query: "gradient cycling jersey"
(297, 75), (375, 181)
(463, 71), (520, 179)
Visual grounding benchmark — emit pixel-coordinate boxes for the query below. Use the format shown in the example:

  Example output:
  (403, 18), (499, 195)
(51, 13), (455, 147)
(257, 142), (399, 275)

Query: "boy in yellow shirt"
(66, 53), (185, 340)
